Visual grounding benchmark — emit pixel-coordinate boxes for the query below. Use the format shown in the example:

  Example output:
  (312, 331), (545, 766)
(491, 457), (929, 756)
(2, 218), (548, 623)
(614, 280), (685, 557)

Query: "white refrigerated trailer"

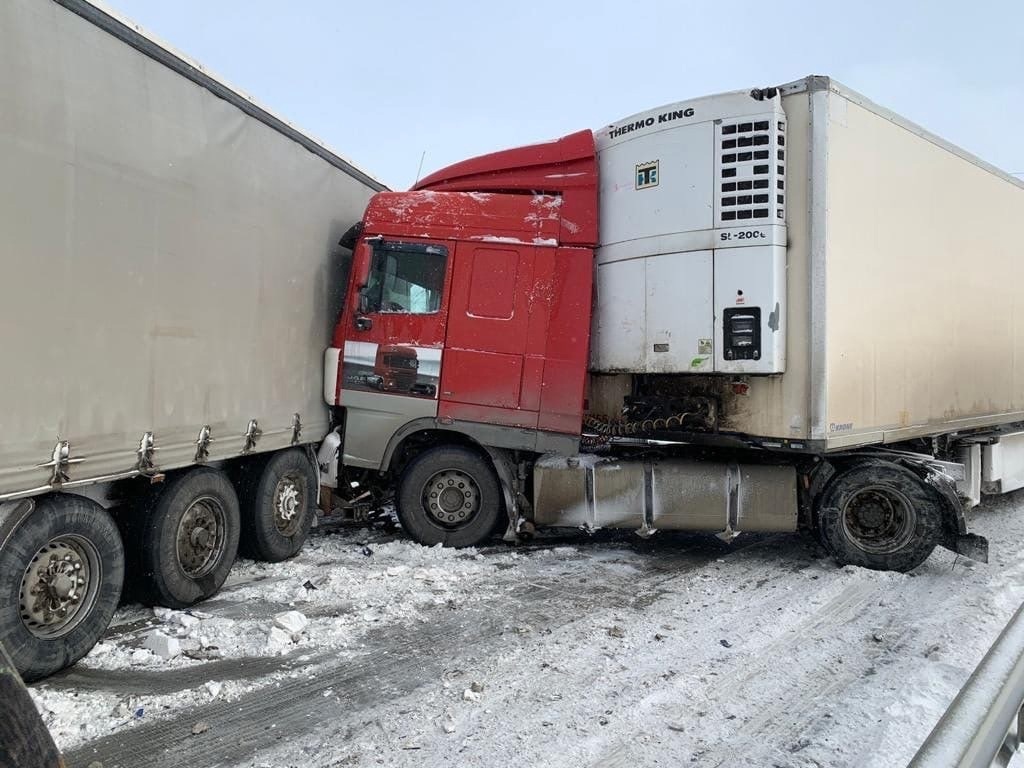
(589, 75), (1024, 456)
(0, 0), (382, 680)
(528, 78), (1024, 573)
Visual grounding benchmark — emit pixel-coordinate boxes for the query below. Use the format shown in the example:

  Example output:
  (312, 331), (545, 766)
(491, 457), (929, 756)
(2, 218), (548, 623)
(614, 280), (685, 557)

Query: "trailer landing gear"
(815, 460), (944, 572)
(396, 445), (505, 547)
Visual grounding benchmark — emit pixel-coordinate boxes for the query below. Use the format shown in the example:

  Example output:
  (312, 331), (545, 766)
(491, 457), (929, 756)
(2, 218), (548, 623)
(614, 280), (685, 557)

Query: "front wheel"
(396, 446), (504, 548)
(0, 495), (124, 681)
(815, 460), (944, 572)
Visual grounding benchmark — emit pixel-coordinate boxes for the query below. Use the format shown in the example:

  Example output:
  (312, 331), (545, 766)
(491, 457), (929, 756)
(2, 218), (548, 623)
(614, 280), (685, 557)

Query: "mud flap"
(840, 450), (988, 563)
(953, 532), (989, 563)
(483, 447), (521, 543)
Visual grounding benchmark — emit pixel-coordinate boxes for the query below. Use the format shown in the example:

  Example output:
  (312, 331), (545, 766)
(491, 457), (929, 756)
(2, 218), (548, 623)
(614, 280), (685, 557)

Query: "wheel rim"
(176, 495), (228, 578)
(273, 472), (305, 536)
(841, 484), (917, 555)
(421, 468), (481, 529)
(20, 534), (102, 639)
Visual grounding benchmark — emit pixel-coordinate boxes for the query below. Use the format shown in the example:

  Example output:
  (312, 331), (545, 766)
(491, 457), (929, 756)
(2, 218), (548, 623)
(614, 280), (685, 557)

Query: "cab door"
(338, 238), (450, 467)
(439, 242), (535, 427)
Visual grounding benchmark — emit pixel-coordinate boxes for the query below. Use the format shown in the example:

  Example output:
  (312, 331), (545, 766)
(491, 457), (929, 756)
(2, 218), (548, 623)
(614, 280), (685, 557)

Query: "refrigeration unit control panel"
(591, 90), (787, 376)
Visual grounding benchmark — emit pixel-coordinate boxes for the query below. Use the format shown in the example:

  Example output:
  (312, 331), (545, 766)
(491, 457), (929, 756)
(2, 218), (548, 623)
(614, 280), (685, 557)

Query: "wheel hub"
(842, 485), (916, 555)
(176, 497), (226, 578)
(273, 475), (305, 535)
(439, 487), (464, 512)
(277, 483), (299, 521)
(423, 470), (480, 528)
(190, 526), (212, 549)
(20, 536), (100, 639)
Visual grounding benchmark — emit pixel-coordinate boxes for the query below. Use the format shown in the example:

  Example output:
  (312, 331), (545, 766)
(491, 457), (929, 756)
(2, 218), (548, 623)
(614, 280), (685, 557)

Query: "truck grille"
(715, 116), (786, 226)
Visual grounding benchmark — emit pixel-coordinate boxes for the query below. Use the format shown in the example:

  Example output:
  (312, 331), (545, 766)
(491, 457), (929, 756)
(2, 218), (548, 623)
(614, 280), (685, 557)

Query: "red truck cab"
(323, 130), (599, 545)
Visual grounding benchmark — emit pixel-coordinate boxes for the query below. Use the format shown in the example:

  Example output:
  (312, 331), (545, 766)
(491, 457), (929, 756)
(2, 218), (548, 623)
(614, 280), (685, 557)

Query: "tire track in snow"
(64, 539), (743, 768)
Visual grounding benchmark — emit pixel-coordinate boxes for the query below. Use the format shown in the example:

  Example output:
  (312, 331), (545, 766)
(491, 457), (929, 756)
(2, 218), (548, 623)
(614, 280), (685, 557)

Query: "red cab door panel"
(440, 243), (532, 415)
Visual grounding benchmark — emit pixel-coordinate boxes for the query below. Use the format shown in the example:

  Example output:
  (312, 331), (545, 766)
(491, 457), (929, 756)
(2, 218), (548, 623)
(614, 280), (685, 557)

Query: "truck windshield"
(364, 242), (447, 314)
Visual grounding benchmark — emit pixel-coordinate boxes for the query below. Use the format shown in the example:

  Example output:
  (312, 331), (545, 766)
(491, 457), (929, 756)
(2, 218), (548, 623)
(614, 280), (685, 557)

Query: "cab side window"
(363, 242), (447, 314)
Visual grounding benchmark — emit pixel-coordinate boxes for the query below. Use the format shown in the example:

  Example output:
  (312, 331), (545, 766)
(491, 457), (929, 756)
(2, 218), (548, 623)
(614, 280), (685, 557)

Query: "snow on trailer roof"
(54, 0), (388, 193)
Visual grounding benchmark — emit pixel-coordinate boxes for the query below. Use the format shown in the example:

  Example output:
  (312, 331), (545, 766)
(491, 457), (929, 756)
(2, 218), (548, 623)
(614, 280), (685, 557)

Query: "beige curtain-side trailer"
(0, 0), (384, 499)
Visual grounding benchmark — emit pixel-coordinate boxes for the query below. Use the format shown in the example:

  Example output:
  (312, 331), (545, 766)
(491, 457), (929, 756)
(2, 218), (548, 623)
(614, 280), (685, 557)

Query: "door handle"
(355, 315), (373, 331)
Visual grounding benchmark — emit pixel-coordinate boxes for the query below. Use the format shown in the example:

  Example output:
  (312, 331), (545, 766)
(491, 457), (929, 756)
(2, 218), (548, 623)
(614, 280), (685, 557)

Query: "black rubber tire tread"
(0, 494), (124, 682)
(237, 449), (316, 562)
(815, 459), (943, 572)
(139, 468), (240, 609)
(396, 445), (504, 548)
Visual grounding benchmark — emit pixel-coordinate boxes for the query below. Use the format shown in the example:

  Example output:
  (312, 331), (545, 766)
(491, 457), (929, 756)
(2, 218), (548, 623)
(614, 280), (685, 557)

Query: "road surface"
(29, 491), (1024, 767)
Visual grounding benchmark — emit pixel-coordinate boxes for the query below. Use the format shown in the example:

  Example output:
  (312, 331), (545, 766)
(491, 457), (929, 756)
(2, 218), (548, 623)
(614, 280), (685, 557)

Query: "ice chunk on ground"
(143, 632), (181, 660)
(273, 610), (309, 635)
(266, 626), (293, 649)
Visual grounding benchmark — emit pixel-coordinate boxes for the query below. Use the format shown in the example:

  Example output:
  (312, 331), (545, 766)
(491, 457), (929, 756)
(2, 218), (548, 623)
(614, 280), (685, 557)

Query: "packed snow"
(30, 491), (1024, 767)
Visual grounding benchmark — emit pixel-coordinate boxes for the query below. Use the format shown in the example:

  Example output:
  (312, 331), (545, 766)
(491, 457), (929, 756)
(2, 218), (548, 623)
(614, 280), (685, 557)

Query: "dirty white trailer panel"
(0, 0), (384, 498)
(591, 76), (1024, 452)
(810, 77), (1024, 450)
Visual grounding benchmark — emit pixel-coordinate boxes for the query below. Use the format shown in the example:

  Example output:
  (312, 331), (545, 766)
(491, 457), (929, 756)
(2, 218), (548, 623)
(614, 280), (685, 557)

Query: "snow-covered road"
(33, 490), (1024, 768)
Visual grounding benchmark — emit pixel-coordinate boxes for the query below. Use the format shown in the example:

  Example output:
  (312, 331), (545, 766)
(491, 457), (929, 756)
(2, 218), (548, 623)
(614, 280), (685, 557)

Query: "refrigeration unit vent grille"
(716, 118), (786, 226)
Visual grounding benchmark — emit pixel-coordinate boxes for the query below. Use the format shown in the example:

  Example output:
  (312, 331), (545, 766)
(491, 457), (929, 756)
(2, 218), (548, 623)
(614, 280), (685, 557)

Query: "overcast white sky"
(106, 0), (1024, 190)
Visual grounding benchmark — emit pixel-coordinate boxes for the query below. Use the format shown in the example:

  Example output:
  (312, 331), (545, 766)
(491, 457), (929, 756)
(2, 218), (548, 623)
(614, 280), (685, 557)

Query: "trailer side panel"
(0, 0), (378, 496)
(823, 87), (1024, 448)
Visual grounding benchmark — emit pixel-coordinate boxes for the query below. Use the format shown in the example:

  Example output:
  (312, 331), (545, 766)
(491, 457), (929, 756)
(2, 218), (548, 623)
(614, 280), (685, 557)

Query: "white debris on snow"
(142, 632), (181, 660)
(272, 610), (308, 636)
(28, 530), (510, 751)
(265, 626), (293, 650)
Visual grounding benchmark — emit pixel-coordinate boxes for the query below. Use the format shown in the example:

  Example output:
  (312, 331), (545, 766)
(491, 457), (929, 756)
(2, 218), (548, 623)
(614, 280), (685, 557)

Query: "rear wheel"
(139, 468), (240, 608)
(0, 495), (124, 681)
(396, 446), (504, 547)
(816, 460), (943, 572)
(238, 449), (316, 562)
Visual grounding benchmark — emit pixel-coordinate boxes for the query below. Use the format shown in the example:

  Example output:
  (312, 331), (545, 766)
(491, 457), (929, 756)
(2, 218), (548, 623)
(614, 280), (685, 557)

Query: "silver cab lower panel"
(531, 453), (797, 534)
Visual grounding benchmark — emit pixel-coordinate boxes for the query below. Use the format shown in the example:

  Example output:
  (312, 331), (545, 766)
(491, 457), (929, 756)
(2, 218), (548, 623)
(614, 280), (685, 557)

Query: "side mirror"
(353, 241), (372, 292)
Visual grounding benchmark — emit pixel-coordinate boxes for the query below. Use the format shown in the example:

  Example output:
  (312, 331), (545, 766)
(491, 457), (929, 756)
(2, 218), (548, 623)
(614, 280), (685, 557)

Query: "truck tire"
(815, 460), (943, 572)
(0, 495), (124, 682)
(139, 468), (240, 609)
(238, 449), (316, 562)
(396, 445), (504, 548)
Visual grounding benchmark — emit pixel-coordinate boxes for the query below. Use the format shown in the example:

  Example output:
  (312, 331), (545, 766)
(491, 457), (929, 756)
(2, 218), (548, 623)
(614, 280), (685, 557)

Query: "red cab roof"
(363, 190), (564, 247)
(411, 129), (597, 247)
